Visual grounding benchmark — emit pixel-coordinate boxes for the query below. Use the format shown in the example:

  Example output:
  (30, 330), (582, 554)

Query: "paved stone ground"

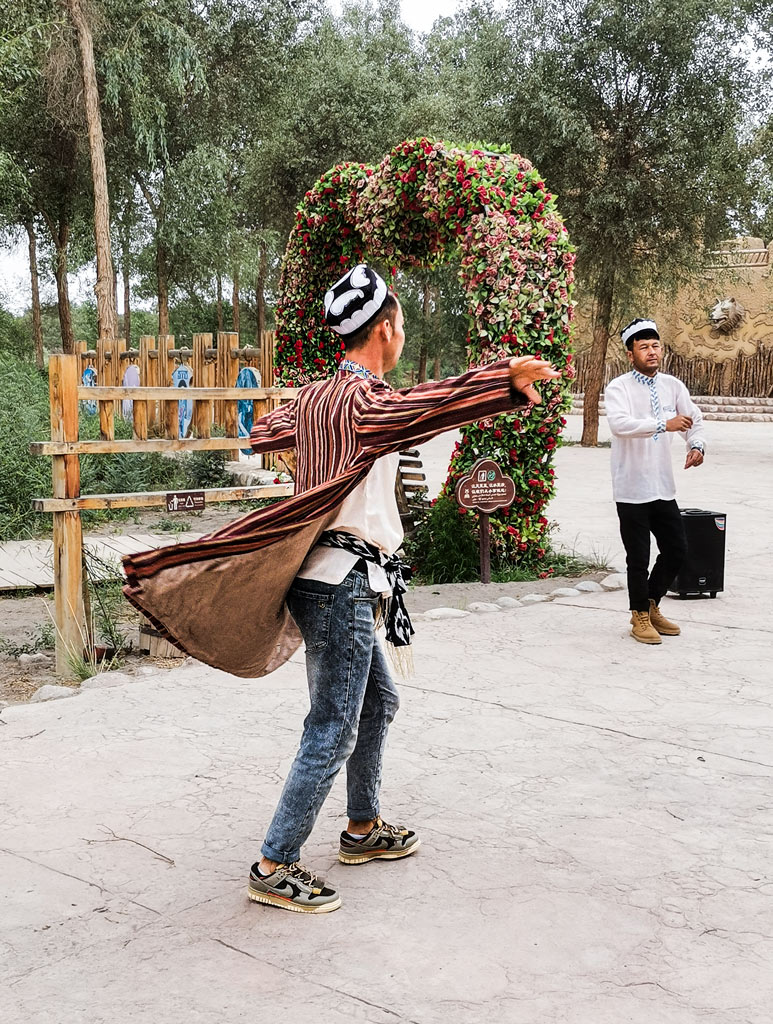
(2, 417), (771, 1024)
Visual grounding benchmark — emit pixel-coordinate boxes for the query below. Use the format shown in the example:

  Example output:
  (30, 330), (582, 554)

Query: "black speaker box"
(671, 508), (726, 598)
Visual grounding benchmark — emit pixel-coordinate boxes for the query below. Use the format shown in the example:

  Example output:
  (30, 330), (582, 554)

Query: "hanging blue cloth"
(236, 365), (261, 454)
(171, 364), (194, 439)
(81, 365), (98, 415)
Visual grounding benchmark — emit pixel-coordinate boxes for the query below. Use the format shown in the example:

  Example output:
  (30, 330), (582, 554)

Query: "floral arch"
(274, 138), (576, 564)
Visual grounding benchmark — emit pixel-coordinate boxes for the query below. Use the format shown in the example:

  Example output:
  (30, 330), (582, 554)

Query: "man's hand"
(509, 356), (562, 405)
(685, 448), (704, 469)
(666, 414), (693, 432)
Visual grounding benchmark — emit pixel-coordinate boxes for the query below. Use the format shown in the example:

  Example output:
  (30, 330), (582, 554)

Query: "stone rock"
(423, 607), (471, 620)
(495, 597), (522, 608)
(550, 587), (582, 598)
(80, 671), (134, 690)
(30, 684), (76, 703)
(467, 602), (502, 614)
(520, 594), (550, 605)
(135, 666), (158, 676)
(575, 580), (605, 593)
(601, 573), (627, 591)
(18, 653), (53, 667)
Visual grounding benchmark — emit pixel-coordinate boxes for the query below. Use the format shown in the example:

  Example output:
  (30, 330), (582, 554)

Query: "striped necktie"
(631, 369), (665, 439)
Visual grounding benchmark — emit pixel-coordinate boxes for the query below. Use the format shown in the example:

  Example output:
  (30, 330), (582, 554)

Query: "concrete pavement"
(2, 417), (772, 1024)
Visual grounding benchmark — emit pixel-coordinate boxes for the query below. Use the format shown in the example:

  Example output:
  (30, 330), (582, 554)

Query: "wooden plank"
(75, 386), (297, 401)
(159, 335), (178, 438)
(49, 353), (86, 675)
(134, 336), (151, 440)
(32, 483), (294, 511)
(223, 331), (240, 461)
(192, 333), (213, 437)
(32, 436), (273, 456)
(97, 337), (114, 440)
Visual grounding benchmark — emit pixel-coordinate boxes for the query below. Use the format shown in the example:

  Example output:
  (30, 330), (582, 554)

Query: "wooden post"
(192, 333), (212, 437)
(49, 354), (86, 676)
(114, 336), (126, 419)
(480, 512), (491, 585)
(134, 336), (152, 440)
(97, 336), (114, 439)
(223, 332), (240, 461)
(215, 331), (229, 428)
(258, 330), (276, 470)
(158, 334), (177, 438)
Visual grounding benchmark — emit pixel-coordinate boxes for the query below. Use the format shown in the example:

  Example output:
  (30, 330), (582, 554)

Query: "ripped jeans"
(261, 565), (400, 865)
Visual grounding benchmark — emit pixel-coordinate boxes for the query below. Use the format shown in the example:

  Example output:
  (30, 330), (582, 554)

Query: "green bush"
(0, 353), (53, 538)
(403, 494), (480, 584)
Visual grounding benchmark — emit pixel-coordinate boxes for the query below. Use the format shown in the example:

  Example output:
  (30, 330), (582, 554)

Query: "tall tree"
(62, 0), (116, 340)
(507, 0), (756, 444)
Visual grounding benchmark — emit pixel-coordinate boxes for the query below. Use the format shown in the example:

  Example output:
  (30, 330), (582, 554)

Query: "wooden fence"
(572, 342), (773, 398)
(31, 350), (297, 675)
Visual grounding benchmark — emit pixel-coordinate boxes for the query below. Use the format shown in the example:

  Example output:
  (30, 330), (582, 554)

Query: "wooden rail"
(32, 483), (293, 512)
(33, 352), (296, 676)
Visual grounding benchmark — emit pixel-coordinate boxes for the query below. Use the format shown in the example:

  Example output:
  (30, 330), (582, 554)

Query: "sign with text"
(455, 459), (516, 513)
(166, 491), (205, 513)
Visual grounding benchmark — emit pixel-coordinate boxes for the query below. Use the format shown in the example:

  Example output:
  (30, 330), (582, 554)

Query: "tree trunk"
(157, 241), (170, 335)
(65, 0), (117, 342)
(53, 242), (75, 354)
(122, 232), (131, 345)
(581, 266), (616, 446)
(25, 220), (44, 369)
(216, 273), (224, 333)
(433, 353), (441, 380)
(232, 267), (240, 335)
(255, 247), (267, 338)
(418, 281), (431, 383)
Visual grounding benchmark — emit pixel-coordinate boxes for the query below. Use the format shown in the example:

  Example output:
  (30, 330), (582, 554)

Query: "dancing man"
(245, 264), (560, 912)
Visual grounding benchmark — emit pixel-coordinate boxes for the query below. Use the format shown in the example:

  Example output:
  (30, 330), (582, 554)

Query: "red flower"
(494, 429), (503, 439)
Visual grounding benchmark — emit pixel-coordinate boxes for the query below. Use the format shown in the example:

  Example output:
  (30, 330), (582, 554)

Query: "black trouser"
(616, 499), (688, 612)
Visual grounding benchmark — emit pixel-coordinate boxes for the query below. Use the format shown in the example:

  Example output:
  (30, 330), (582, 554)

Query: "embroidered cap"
(621, 318), (659, 349)
(324, 264), (389, 337)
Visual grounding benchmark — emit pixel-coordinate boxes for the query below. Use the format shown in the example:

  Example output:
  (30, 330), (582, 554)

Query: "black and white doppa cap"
(621, 318), (659, 348)
(324, 264), (389, 337)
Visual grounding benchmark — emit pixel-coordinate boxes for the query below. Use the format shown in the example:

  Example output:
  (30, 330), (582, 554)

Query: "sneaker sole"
(338, 839), (421, 865)
(631, 630), (662, 644)
(247, 886), (341, 914)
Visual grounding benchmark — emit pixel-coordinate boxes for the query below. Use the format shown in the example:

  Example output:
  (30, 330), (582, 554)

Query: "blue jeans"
(261, 565), (400, 864)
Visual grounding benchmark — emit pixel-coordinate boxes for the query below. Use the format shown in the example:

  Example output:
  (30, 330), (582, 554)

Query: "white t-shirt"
(605, 371), (705, 504)
(296, 452), (403, 594)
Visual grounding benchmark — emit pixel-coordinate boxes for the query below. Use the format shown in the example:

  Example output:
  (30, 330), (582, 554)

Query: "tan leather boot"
(630, 609), (662, 644)
(648, 599), (681, 636)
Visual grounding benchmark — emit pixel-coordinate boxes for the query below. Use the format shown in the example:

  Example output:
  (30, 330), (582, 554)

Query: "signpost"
(455, 458), (516, 584)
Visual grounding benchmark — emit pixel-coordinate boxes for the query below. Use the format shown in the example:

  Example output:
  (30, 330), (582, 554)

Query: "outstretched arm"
(249, 400), (297, 454)
(352, 357), (560, 453)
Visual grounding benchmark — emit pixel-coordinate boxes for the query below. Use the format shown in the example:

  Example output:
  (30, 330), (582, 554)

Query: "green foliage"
(0, 352), (53, 538)
(403, 495), (480, 584)
(275, 136), (574, 561)
(405, 495), (611, 585)
(179, 449), (232, 490)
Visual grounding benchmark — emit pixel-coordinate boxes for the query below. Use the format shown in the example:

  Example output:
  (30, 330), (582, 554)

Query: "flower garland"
(274, 138), (575, 565)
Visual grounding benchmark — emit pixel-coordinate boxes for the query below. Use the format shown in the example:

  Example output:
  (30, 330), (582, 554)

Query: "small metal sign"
(166, 491), (205, 513)
(455, 459), (516, 513)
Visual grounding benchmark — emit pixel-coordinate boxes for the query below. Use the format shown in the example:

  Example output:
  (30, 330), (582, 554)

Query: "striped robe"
(122, 360), (528, 678)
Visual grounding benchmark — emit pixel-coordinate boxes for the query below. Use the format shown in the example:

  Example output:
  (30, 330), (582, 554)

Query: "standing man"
(605, 318), (706, 645)
(244, 264), (560, 913)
